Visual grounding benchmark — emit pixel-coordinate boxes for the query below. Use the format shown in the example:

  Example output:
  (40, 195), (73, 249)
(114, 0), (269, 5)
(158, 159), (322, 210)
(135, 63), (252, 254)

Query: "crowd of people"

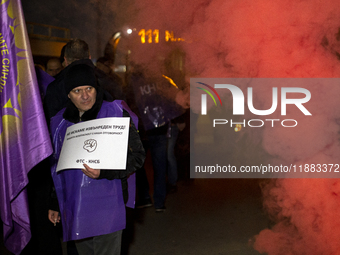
(24, 38), (190, 255)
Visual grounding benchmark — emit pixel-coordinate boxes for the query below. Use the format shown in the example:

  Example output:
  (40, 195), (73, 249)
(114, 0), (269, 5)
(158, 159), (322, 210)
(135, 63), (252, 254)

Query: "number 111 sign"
(138, 29), (185, 44)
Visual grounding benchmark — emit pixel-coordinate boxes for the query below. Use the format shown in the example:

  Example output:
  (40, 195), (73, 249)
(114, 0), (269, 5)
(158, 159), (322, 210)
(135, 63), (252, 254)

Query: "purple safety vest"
(50, 100), (137, 241)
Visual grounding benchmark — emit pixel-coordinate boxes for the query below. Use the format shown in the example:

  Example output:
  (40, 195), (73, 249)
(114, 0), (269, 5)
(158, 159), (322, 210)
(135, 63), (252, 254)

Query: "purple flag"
(0, 1), (53, 254)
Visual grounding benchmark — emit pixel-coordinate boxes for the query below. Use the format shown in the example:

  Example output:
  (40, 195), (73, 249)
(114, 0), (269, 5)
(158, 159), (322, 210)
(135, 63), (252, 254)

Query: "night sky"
(21, 0), (136, 60)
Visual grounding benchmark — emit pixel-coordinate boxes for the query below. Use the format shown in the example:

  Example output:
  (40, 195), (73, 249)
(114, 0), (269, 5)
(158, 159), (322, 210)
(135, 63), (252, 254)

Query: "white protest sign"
(56, 117), (130, 172)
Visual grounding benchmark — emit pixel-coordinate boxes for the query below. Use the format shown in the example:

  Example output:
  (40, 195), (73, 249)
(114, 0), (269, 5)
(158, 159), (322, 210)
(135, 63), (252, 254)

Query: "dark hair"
(59, 45), (66, 64)
(64, 39), (90, 64)
(96, 56), (110, 64)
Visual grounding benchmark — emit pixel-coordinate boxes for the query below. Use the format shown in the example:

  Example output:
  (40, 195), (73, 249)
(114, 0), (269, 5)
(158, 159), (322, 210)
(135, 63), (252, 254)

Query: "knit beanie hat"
(64, 64), (97, 94)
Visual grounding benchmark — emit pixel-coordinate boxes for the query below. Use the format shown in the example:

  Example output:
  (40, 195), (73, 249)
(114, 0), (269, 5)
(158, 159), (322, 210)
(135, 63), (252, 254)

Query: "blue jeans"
(148, 133), (167, 208)
(167, 124), (179, 186)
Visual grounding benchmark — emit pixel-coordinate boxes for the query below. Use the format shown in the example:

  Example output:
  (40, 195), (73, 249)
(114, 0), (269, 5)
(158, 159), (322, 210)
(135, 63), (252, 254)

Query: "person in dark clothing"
(20, 159), (63, 255)
(96, 56), (126, 101)
(42, 38), (116, 255)
(48, 64), (145, 255)
(44, 38), (122, 122)
(46, 57), (63, 77)
(44, 58), (107, 120)
(125, 65), (188, 212)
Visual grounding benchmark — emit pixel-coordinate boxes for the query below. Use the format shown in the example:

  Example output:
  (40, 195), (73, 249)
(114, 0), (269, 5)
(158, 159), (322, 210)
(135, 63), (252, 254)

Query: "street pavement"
(122, 178), (270, 255)
(0, 175), (271, 255)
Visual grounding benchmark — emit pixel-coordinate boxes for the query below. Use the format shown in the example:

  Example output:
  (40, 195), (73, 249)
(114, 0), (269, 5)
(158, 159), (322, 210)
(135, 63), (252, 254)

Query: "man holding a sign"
(47, 64), (145, 255)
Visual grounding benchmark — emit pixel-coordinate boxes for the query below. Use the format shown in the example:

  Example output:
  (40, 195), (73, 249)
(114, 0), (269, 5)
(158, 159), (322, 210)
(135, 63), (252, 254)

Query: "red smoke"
(254, 178), (340, 254)
(123, 0), (340, 254)
(125, 0), (340, 78)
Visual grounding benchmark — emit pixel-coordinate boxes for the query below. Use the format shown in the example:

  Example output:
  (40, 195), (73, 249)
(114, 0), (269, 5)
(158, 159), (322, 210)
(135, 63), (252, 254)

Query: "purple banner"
(0, 1), (52, 254)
